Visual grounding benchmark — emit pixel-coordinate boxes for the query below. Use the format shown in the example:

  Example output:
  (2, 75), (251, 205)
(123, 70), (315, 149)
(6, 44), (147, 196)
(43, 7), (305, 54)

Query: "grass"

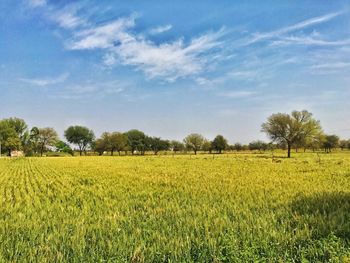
(0, 152), (349, 262)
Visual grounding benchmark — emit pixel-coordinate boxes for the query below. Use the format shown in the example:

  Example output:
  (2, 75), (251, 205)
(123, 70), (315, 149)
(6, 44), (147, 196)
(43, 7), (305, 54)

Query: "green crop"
(0, 153), (349, 262)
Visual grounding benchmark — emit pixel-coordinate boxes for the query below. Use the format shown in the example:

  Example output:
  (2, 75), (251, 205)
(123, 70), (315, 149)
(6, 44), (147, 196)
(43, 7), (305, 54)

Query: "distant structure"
(10, 150), (24, 157)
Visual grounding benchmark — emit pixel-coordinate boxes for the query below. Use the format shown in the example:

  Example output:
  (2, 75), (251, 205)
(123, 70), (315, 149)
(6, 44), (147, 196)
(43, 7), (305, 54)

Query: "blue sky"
(1, 0), (350, 143)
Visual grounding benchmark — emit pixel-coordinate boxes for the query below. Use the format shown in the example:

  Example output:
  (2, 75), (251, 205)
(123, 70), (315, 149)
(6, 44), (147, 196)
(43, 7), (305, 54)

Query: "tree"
(93, 138), (107, 156)
(323, 134), (339, 153)
(64, 126), (95, 156)
(304, 132), (325, 152)
(170, 140), (184, 154)
(248, 140), (268, 152)
(109, 132), (128, 155)
(184, 133), (205, 155)
(232, 143), (243, 151)
(4, 117), (28, 142)
(339, 139), (349, 151)
(261, 110), (322, 158)
(55, 141), (73, 155)
(147, 137), (170, 155)
(125, 130), (147, 155)
(37, 128), (59, 156)
(0, 120), (20, 156)
(212, 135), (228, 153)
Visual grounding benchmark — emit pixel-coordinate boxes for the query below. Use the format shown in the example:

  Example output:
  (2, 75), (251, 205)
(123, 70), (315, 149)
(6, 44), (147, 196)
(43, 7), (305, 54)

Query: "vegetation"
(0, 110), (349, 158)
(64, 126), (95, 156)
(0, 153), (349, 261)
(262, 110), (322, 158)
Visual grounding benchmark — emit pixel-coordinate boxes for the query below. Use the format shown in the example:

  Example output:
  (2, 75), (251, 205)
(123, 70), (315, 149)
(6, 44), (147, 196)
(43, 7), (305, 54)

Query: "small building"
(10, 150), (24, 157)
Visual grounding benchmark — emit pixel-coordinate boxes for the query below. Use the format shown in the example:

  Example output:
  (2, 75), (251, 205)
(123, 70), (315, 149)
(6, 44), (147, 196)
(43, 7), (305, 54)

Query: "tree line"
(0, 110), (349, 157)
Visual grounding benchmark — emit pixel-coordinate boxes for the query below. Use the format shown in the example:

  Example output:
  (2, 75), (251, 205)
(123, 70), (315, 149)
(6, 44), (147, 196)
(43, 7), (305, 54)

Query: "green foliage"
(64, 126), (95, 156)
(323, 134), (340, 153)
(55, 141), (73, 155)
(262, 110), (322, 157)
(248, 140), (268, 152)
(170, 140), (184, 153)
(146, 137), (170, 155)
(0, 153), (349, 261)
(211, 135), (228, 153)
(184, 133), (205, 155)
(125, 129), (147, 155)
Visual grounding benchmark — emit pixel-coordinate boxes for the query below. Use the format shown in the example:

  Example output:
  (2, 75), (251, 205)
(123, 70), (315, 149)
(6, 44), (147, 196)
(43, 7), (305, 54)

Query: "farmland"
(0, 152), (349, 262)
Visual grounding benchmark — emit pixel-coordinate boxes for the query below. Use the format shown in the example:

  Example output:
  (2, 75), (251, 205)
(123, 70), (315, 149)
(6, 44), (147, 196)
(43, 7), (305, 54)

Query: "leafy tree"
(125, 130), (147, 155)
(232, 143), (243, 151)
(202, 139), (212, 153)
(303, 132), (322, 152)
(93, 138), (107, 156)
(55, 141), (73, 155)
(323, 134), (339, 153)
(170, 140), (184, 154)
(0, 120), (20, 156)
(4, 136), (22, 155)
(339, 139), (349, 151)
(64, 126), (95, 156)
(109, 132), (128, 155)
(184, 133), (205, 155)
(5, 117), (28, 141)
(261, 110), (322, 158)
(38, 128), (59, 156)
(248, 140), (268, 152)
(212, 135), (228, 153)
(147, 137), (170, 155)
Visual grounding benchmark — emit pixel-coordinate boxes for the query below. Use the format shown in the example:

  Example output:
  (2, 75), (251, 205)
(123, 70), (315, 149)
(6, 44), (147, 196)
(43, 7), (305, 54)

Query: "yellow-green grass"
(0, 153), (349, 262)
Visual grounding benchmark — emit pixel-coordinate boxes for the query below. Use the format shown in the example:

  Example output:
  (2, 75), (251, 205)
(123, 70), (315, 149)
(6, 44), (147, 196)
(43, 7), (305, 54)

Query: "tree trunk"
(111, 150), (114, 156)
(287, 143), (291, 158)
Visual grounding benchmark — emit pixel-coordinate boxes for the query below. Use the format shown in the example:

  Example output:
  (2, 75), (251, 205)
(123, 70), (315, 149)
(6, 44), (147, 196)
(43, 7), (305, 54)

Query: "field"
(0, 153), (349, 262)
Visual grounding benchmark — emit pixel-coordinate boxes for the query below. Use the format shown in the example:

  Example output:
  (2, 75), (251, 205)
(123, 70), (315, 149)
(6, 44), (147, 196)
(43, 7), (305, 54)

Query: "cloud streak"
(20, 73), (69, 86)
(149, 24), (172, 35)
(248, 11), (343, 44)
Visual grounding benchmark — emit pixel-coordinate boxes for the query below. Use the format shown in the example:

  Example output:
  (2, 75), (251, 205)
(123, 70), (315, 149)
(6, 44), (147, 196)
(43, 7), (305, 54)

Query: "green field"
(0, 153), (349, 262)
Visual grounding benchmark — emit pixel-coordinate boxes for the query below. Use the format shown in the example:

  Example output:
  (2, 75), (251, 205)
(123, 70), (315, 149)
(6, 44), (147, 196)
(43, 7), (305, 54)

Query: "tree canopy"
(261, 110), (322, 158)
(64, 126), (95, 156)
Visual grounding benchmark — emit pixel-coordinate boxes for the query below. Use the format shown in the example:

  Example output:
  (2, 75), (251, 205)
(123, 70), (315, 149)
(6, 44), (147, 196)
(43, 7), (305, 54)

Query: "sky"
(0, 0), (350, 144)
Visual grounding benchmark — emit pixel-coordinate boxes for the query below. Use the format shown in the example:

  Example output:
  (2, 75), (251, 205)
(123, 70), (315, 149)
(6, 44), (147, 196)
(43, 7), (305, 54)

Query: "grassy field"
(0, 153), (349, 262)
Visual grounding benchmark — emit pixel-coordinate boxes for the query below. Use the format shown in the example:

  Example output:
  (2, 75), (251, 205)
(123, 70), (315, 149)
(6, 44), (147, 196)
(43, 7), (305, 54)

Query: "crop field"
(0, 153), (349, 262)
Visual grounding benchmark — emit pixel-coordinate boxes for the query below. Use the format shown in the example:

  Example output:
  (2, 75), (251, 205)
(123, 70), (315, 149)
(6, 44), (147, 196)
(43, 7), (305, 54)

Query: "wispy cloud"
(66, 15), (226, 81)
(311, 62), (350, 70)
(26, 0), (228, 82)
(271, 35), (350, 47)
(53, 7), (87, 29)
(149, 24), (172, 35)
(217, 90), (256, 98)
(67, 16), (136, 49)
(20, 73), (69, 86)
(248, 11), (342, 44)
(27, 0), (46, 7)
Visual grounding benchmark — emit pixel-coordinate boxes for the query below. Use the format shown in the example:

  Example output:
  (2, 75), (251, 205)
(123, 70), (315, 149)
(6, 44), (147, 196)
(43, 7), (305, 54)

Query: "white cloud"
(271, 35), (350, 47)
(149, 24), (172, 35)
(20, 73), (69, 86)
(67, 17), (135, 49)
(66, 16), (226, 81)
(248, 11), (342, 44)
(27, 0), (46, 7)
(53, 7), (87, 29)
